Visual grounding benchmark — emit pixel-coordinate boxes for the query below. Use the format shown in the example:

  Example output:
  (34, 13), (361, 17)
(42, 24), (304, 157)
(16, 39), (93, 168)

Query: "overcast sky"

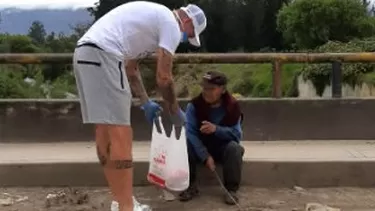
(0, 0), (97, 9)
(0, 0), (374, 10)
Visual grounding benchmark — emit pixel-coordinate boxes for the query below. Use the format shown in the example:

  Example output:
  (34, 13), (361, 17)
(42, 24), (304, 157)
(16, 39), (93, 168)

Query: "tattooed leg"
(114, 160), (133, 169)
(105, 125), (134, 211)
(95, 124), (110, 166)
(95, 124), (121, 204)
(96, 145), (107, 166)
(95, 124), (134, 211)
(96, 134), (111, 166)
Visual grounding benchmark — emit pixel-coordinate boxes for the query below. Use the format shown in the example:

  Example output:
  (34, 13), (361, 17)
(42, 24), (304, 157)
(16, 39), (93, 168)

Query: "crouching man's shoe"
(110, 196), (152, 211)
(178, 185), (199, 202)
(224, 191), (239, 205)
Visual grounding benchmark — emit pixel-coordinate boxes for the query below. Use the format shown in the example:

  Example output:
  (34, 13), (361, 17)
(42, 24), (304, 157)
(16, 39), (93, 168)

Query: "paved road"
(1, 186), (375, 211)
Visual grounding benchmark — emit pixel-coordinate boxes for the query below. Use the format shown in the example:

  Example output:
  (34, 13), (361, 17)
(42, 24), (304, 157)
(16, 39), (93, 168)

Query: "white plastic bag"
(147, 117), (169, 188)
(147, 117), (190, 192)
(164, 125), (190, 192)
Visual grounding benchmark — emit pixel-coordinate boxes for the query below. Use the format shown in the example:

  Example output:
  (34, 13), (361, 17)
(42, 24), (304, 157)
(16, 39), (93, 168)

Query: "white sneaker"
(110, 196), (152, 211)
(110, 200), (119, 211)
(134, 202), (152, 211)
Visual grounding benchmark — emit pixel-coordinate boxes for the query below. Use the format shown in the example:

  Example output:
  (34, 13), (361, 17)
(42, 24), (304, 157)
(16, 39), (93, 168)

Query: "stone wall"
(297, 75), (375, 98)
(1, 98), (375, 143)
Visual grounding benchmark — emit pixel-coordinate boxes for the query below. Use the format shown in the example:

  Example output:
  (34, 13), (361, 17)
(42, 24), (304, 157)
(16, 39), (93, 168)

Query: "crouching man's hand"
(205, 155), (216, 172)
(200, 121), (216, 134)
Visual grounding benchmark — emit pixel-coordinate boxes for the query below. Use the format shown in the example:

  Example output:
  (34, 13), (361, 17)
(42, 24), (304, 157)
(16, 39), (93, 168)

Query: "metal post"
(331, 61), (342, 98)
(272, 61), (282, 98)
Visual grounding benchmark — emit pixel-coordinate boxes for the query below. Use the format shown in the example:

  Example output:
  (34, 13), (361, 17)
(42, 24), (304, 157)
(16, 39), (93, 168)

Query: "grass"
(361, 72), (375, 85)
(212, 63), (304, 97)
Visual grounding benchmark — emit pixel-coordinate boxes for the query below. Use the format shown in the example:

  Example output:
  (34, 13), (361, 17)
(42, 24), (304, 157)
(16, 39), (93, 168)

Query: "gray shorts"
(73, 44), (132, 125)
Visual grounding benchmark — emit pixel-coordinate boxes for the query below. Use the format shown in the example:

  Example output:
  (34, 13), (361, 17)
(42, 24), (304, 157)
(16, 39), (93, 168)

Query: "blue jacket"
(185, 102), (243, 162)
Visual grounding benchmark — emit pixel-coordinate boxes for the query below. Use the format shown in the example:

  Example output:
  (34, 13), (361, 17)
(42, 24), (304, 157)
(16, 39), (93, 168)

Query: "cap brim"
(188, 31), (201, 47)
(200, 80), (221, 88)
(189, 35), (201, 47)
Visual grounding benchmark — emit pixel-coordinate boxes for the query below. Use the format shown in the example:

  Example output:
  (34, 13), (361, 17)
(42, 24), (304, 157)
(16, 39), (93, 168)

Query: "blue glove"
(140, 100), (162, 124)
(170, 107), (186, 127)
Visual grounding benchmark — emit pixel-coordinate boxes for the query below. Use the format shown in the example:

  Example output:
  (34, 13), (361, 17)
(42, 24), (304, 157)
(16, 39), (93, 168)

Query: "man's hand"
(205, 155), (216, 172)
(140, 100), (162, 124)
(200, 121), (217, 134)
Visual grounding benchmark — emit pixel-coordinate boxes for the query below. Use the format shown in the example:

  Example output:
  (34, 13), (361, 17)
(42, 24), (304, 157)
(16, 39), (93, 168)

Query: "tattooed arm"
(125, 59), (149, 105)
(155, 47), (179, 115)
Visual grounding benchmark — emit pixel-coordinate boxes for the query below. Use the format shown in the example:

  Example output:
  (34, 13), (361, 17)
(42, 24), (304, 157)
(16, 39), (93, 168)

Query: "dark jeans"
(187, 140), (245, 192)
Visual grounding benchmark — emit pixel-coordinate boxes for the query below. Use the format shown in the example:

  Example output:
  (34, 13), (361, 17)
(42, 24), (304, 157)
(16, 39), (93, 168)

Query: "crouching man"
(179, 71), (244, 205)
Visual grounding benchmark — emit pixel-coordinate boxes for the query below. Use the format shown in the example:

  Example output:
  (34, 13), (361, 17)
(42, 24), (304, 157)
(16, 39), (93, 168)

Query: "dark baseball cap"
(202, 71), (228, 86)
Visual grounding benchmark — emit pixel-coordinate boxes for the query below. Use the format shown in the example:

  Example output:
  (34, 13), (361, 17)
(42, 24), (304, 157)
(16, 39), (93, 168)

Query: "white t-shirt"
(77, 1), (181, 60)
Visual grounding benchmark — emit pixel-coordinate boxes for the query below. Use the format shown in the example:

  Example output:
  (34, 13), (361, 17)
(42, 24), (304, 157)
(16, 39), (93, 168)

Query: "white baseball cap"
(180, 4), (207, 47)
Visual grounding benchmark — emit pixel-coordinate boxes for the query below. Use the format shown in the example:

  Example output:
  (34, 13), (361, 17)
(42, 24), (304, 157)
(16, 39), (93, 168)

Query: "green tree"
(260, 0), (290, 50)
(69, 22), (92, 40)
(43, 30), (79, 81)
(27, 21), (47, 45)
(87, 0), (288, 52)
(277, 0), (375, 49)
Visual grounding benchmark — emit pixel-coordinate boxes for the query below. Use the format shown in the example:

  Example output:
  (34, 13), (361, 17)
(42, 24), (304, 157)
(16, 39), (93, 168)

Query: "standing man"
(179, 71), (244, 205)
(72, 1), (207, 211)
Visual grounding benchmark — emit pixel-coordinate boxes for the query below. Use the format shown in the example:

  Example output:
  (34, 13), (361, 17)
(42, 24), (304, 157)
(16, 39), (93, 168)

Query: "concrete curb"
(2, 160), (375, 187)
(3, 99), (375, 142)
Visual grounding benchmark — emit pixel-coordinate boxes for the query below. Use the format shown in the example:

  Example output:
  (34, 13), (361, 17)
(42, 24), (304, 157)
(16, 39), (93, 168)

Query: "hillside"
(0, 8), (93, 35)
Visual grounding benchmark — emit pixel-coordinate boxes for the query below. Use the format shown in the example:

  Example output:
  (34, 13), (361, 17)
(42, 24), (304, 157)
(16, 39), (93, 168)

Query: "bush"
(277, 0), (375, 49)
(0, 67), (45, 98)
(49, 71), (77, 98)
(302, 37), (375, 95)
(0, 34), (40, 53)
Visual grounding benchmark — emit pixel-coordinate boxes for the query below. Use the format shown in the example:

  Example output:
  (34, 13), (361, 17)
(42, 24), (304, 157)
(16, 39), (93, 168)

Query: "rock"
(240, 207), (265, 211)
(74, 205), (95, 211)
(161, 189), (176, 201)
(305, 203), (341, 211)
(15, 196), (28, 202)
(45, 189), (89, 208)
(294, 186), (305, 192)
(45, 191), (67, 207)
(45, 194), (57, 207)
(0, 193), (28, 206)
(0, 197), (13, 206)
(267, 200), (286, 207)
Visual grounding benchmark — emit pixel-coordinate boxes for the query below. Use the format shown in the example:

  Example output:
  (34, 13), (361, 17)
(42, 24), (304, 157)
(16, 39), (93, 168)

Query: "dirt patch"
(1, 186), (375, 211)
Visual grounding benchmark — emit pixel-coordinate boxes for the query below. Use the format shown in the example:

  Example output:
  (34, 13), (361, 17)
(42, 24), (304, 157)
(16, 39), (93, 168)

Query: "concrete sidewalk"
(2, 140), (375, 163)
(1, 140), (375, 187)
